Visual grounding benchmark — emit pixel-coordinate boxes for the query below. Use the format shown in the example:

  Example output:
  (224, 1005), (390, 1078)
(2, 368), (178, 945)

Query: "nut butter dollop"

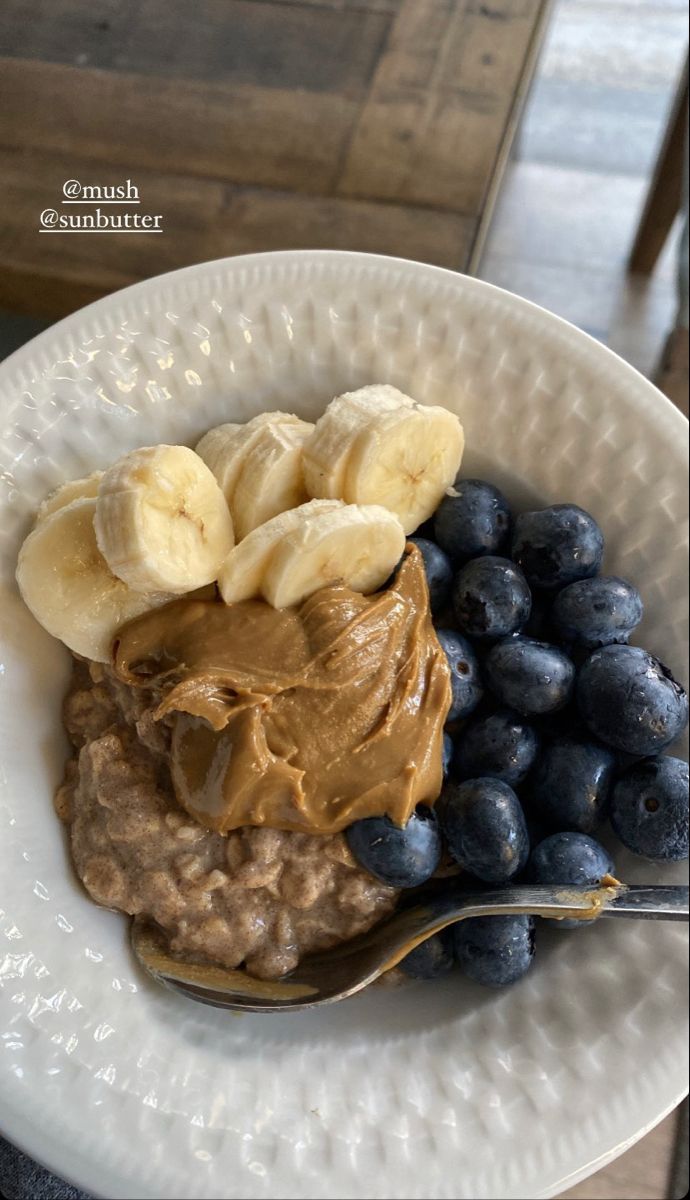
(113, 545), (451, 835)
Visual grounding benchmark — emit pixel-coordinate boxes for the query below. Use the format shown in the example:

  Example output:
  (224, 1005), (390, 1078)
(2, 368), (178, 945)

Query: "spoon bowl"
(132, 882), (689, 1013)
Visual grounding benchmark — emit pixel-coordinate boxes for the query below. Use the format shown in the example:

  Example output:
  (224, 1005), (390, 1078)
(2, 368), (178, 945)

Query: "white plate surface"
(0, 250), (687, 1200)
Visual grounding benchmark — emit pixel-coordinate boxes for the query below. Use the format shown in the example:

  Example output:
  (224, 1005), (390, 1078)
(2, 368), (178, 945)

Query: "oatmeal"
(56, 547), (451, 980)
(59, 663), (397, 979)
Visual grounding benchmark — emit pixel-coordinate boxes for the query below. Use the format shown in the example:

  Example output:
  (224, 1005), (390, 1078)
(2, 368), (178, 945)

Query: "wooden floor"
(478, 0), (687, 381)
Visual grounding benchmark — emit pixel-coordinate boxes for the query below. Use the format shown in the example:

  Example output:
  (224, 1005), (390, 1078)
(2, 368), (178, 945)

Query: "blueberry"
(398, 930), (455, 980)
(451, 556), (531, 641)
(529, 737), (615, 833)
(452, 709), (540, 786)
(441, 778), (529, 883)
(409, 537), (453, 614)
(435, 629), (483, 721)
(442, 732), (453, 778)
(551, 576), (643, 650)
(434, 479), (511, 566)
(530, 831), (614, 885)
(610, 756), (689, 861)
(577, 645), (689, 755)
(453, 915), (535, 987)
(511, 505), (604, 590)
(484, 637), (576, 716)
(529, 832), (614, 926)
(346, 807), (441, 888)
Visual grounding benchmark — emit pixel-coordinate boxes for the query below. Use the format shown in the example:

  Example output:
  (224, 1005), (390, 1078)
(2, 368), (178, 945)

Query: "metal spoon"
(132, 882), (688, 1013)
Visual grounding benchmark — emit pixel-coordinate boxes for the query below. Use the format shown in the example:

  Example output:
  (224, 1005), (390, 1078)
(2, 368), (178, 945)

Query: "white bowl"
(0, 251), (687, 1200)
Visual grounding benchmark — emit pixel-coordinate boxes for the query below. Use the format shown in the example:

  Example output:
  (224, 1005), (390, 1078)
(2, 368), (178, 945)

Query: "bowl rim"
(1, 249), (687, 439)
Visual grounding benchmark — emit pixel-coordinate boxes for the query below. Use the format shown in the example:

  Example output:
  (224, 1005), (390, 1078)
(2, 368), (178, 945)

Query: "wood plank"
(0, 0), (391, 96)
(0, 2), (547, 213)
(269, 0), (399, 12)
(338, 0), (547, 213)
(0, 58), (358, 194)
(0, 0), (135, 68)
(0, 147), (475, 319)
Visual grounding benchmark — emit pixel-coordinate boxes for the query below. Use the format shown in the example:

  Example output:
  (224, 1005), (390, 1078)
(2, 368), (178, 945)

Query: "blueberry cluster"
(346, 479), (689, 988)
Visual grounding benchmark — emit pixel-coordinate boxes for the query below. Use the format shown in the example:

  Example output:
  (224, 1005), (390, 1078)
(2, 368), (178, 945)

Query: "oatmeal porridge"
(56, 546), (449, 979)
(58, 660), (400, 979)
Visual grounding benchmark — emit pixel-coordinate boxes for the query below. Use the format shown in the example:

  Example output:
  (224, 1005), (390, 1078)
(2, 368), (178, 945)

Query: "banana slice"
(345, 405), (464, 534)
(95, 444), (234, 594)
(231, 417), (314, 539)
(263, 502), (405, 609)
(194, 422), (242, 495)
(218, 499), (341, 604)
(195, 411), (303, 506)
(36, 471), (104, 523)
(302, 385), (414, 499)
(16, 497), (173, 661)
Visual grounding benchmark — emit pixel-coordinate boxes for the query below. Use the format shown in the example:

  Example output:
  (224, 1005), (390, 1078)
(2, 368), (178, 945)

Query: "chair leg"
(629, 53), (688, 275)
(655, 325), (689, 417)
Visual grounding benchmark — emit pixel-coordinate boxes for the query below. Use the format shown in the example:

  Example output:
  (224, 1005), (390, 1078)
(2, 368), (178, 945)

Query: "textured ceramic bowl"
(0, 251), (687, 1200)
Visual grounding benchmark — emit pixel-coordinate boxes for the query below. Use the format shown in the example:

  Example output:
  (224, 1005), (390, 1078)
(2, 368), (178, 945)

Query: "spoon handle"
(598, 884), (689, 920)
(415, 883), (689, 928)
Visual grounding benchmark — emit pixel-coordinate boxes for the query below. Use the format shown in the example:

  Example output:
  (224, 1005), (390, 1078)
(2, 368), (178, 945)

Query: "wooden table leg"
(667, 1098), (689, 1199)
(629, 52), (688, 274)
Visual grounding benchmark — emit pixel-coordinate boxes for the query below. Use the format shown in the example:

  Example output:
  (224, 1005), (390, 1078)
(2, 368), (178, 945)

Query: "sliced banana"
(95, 444), (234, 594)
(15, 497), (173, 662)
(194, 422), (242, 496)
(195, 411), (303, 507)
(263, 502), (405, 609)
(231, 418), (314, 539)
(345, 405), (464, 534)
(218, 499), (341, 604)
(302, 385), (414, 499)
(36, 471), (104, 523)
